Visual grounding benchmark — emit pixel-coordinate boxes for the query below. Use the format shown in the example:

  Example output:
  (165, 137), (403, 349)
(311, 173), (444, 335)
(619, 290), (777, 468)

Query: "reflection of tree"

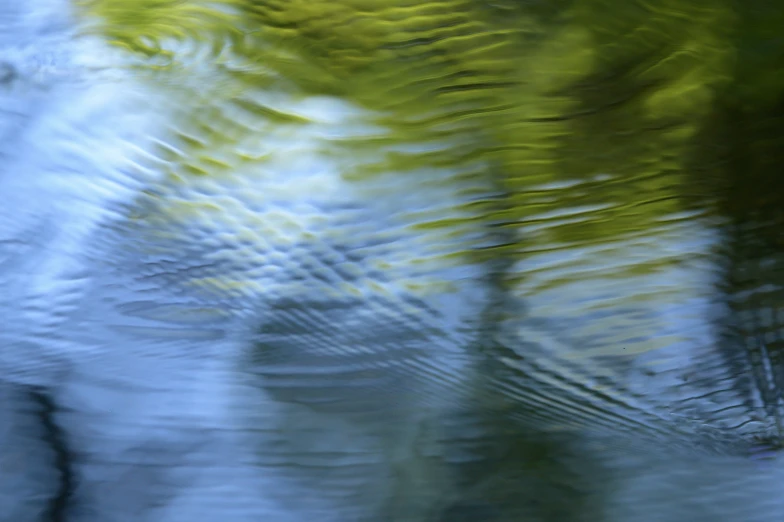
(31, 388), (73, 522)
(714, 87), (784, 449)
(0, 383), (65, 522)
(56, 0), (784, 520)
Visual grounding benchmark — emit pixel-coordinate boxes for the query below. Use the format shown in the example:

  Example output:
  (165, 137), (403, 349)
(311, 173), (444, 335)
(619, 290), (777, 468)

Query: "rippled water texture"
(2, 0), (784, 521)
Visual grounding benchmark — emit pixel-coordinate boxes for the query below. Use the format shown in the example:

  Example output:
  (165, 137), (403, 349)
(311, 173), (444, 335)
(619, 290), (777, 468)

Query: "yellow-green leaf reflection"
(5, 0), (784, 520)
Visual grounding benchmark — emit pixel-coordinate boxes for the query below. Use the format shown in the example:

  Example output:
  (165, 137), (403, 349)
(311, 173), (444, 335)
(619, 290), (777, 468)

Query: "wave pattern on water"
(2, 1), (784, 521)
